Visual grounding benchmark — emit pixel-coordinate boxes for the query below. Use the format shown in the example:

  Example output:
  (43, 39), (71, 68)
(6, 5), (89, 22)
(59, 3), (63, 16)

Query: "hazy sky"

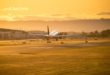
(0, 0), (110, 21)
(0, 0), (110, 32)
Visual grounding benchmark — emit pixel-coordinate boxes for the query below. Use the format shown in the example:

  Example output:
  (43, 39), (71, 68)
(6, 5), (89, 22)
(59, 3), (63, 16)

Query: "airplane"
(44, 26), (68, 43)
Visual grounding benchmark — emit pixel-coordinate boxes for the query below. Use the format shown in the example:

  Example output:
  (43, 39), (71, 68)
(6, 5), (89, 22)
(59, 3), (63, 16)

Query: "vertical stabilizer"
(47, 26), (50, 35)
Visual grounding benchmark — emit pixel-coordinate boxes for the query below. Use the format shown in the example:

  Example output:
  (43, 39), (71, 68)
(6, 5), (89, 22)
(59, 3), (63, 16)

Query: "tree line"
(82, 29), (110, 38)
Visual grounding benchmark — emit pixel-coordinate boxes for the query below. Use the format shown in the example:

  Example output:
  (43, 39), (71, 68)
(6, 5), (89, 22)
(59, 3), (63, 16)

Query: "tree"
(100, 29), (110, 37)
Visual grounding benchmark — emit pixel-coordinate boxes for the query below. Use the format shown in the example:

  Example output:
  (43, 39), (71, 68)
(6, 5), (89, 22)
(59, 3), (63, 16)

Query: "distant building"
(0, 28), (28, 40)
(28, 31), (46, 39)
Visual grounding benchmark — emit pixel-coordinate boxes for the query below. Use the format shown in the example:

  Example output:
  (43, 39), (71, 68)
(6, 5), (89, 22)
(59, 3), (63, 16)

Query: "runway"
(0, 39), (110, 55)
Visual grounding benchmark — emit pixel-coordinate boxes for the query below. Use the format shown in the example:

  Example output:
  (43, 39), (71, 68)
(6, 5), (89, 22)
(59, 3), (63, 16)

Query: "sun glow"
(0, 0), (110, 20)
(0, 0), (110, 31)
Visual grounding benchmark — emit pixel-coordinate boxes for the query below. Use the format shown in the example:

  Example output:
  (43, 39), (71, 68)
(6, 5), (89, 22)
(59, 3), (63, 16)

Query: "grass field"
(0, 40), (110, 75)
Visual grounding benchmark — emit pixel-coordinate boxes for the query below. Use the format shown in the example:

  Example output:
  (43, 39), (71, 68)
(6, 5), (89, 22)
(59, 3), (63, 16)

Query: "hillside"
(0, 19), (110, 32)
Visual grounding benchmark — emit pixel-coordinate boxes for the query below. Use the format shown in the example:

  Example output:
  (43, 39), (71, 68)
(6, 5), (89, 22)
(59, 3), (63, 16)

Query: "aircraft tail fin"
(47, 26), (50, 35)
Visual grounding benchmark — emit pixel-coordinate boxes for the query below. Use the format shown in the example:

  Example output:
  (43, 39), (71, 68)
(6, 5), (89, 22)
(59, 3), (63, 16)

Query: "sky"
(0, 0), (110, 32)
(0, 0), (110, 21)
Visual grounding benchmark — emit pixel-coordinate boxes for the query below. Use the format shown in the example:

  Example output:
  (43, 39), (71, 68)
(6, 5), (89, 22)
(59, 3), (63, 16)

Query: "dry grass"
(0, 39), (110, 75)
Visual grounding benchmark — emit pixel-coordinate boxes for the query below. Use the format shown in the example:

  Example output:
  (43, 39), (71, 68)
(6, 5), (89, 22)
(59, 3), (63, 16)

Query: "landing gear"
(85, 37), (88, 43)
(46, 38), (51, 43)
(60, 41), (64, 44)
(85, 40), (88, 43)
(47, 40), (51, 43)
